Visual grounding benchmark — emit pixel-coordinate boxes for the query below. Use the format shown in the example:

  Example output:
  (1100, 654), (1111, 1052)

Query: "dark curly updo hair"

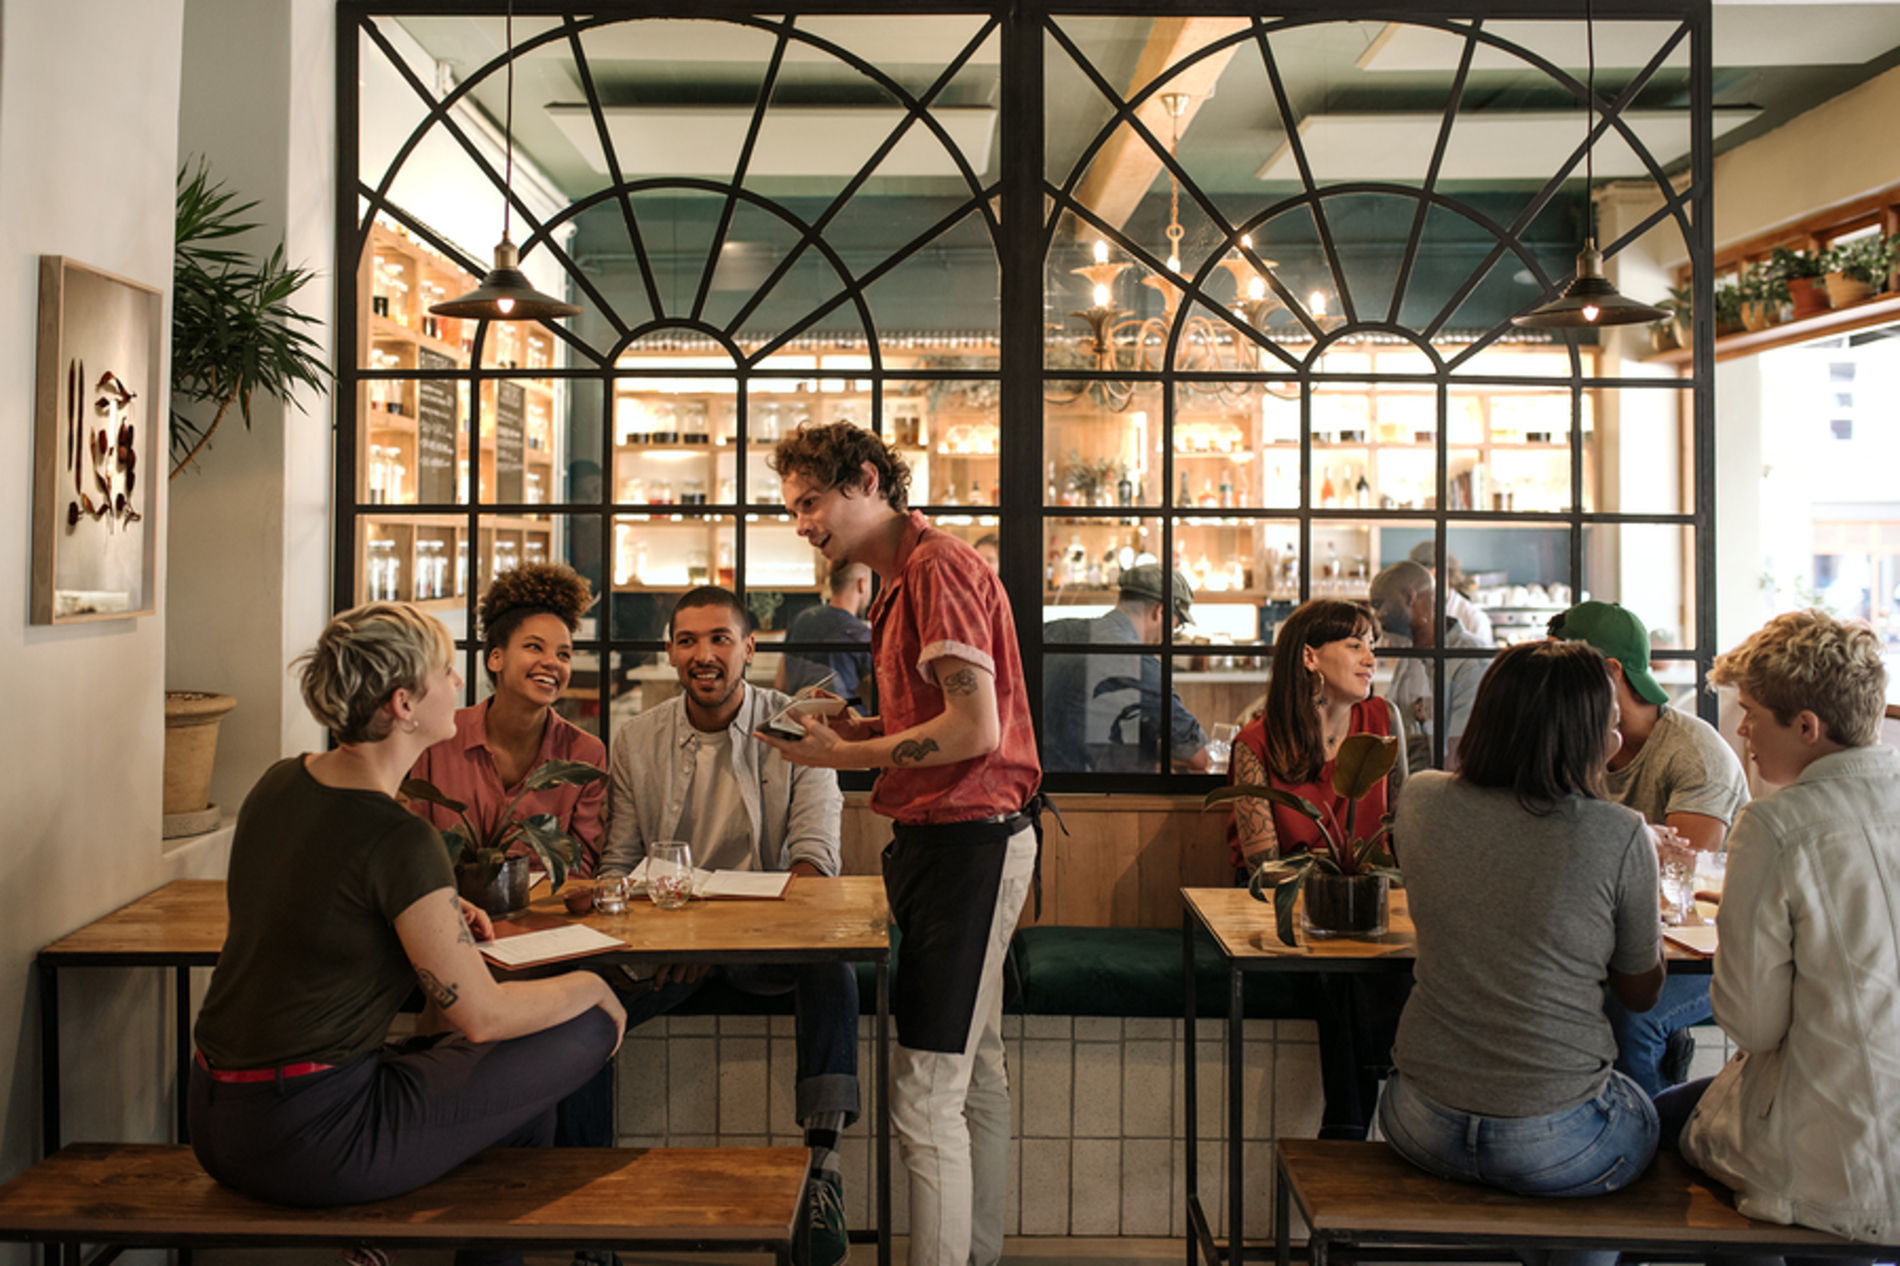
(479, 562), (594, 683)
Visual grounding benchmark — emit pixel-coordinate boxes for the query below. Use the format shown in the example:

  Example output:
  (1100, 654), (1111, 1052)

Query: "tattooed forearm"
(417, 967), (459, 1009)
(941, 667), (978, 697)
(1231, 743), (1280, 864)
(450, 893), (475, 945)
(891, 737), (940, 766)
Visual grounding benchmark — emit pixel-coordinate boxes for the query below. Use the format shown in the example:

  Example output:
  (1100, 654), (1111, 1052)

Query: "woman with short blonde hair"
(190, 602), (624, 1266)
(1660, 609), (1900, 1247)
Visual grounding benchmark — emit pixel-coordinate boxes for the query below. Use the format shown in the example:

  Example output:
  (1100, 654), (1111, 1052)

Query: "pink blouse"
(407, 701), (607, 877)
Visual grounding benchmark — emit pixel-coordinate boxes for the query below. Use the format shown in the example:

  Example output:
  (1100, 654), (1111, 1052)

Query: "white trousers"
(890, 826), (1035, 1266)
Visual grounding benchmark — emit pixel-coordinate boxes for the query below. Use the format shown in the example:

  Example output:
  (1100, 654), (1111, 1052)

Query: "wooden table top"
(1183, 886), (1714, 970)
(516, 874), (890, 960)
(41, 876), (890, 965)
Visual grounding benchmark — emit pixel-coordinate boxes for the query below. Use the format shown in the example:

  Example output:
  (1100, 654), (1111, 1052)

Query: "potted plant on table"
(402, 760), (605, 918)
(1822, 233), (1898, 308)
(1203, 732), (1403, 947)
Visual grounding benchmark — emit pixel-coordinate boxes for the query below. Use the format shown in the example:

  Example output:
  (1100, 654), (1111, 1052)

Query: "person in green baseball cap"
(1547, 599), (1750, 1098)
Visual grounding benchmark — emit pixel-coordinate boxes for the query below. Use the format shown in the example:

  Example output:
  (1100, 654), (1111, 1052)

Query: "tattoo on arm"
(891, 737), (940, 766)
(449, 893), (475, 946)
(417, 967), (459, 1010)
(941, 667), (979, 697)
(1232, 744), (1280, 864)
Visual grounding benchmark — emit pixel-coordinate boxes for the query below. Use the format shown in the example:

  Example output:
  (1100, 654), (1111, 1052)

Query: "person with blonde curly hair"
(189, 603), (623, 1266)
(407, 562), (607, 876)
(1655, 610), (1900, 1247)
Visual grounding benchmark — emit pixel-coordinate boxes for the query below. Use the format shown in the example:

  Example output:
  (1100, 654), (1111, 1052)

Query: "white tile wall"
(611, 1014), (1732, 1238)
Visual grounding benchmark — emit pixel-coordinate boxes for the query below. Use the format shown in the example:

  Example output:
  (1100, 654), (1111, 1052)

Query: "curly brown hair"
(479, 562), (594, 683)
(768, 421), (911, 510)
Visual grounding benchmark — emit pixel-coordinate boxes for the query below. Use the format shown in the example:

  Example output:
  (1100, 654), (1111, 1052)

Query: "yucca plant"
(170, 158), (331, 479)
(402, 759), (605, 894)
(1204, 732), (1403, 946)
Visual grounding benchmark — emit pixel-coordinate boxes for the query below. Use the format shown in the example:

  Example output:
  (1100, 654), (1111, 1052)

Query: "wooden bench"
(1275, 1139), (1894, 1266)
(0, 1143), (810, 1265)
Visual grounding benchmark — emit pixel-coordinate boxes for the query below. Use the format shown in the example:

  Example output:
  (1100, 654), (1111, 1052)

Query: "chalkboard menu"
(495, 382), (526, 505)
(415, 348), (458, 504)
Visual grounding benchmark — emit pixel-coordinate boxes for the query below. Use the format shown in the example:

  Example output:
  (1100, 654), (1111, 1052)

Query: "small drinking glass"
(594, 875), (629, 915)
(1207, 722), (1239, 776)
(1660, 857), (1696, 926)
(648, 841), (696, 910)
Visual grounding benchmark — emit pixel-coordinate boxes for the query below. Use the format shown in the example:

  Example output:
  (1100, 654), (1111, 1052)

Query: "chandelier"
(1049, 93), (1344, 412)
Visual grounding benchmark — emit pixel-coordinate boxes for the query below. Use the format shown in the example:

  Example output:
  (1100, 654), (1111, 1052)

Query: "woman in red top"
(1231, 599), (1406, 871)
(1228, 598), (1409, 1141)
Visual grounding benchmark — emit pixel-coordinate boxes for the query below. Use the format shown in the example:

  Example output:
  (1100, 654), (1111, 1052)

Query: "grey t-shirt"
(679, 730), (756, 873)
(1392, 772), (1661, 1117)
(1607, 704), (1749, 827)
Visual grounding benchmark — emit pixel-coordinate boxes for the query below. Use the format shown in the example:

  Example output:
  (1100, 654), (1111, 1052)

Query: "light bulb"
(1310, 291), (1327, 316)
(1240, 234), (1252, 251)
(1248, 277), (1265, 302)
(1582, 304), (1600, 323)
(1168, 253), (1181, 273)
(1093, 283), (1111, 308)
(496, 297), (515, 315)
(1093, 240), (1109, 265)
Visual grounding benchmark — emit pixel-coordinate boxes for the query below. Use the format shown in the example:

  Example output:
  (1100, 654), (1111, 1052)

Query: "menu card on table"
(623, 858), (795, 901)
(481, 912), (627, 969)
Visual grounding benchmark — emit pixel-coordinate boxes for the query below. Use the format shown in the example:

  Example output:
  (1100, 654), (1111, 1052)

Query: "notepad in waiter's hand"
(481, 922), (627, 968)
(1663, 925), (1718, 956)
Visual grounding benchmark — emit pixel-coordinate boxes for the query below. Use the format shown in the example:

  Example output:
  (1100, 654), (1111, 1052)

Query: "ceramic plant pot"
(458, 854), (532, 919)
(162, 690), (237, 836)
(1301, 871), (1388, 940)
(1823, 271), (1874, 308)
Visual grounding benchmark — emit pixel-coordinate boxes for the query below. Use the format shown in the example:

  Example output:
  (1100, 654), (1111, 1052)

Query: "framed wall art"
(32, 255), (163, 624)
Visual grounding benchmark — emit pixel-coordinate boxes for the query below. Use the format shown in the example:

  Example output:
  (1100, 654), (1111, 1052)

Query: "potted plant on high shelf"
(1768, 246), (1830, 320)
(1821, 232), (1899, 309)
(162, 159), (332, 838)
(1203, 732), (1403, 947)
(402, 761), (606, 918)
(1649, 283), (1691, 354)
(1738, 264), (1786, 333)
(1714, 279), (1746, 336)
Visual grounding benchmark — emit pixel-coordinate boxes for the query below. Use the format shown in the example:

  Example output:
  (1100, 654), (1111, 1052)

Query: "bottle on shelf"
(1178, 470), (1191, 507)
(1218, 469), (1234, 509)
(970, 478), (983, 505)
(1320, 467), (1337, 509)
(1116, 469), (1133, 507)
(941, 481), (959, 506)
(1066, 535), (1087, 586)
(1354, 466), (1371, 509)
(1201, 477), (1217, 509)
(1046, 460), (1059, 506)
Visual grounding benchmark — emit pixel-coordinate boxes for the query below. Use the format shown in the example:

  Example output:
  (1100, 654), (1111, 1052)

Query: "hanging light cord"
(502, 0), (515, 243)
(1583, 0), (1596, 246)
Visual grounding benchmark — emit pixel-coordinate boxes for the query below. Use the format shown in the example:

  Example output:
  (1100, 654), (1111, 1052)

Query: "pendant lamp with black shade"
(1514, 0), (1667, 329)
(431, 0), (578, 322)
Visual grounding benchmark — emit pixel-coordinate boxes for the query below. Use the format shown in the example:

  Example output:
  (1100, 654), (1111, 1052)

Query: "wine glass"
(648, 841), (696, 910)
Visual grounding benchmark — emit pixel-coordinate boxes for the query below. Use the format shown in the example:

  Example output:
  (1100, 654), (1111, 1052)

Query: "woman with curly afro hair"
(407, 562), (607, 877)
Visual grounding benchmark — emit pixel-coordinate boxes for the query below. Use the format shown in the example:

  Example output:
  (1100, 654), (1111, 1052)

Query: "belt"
(195, 1051), (335, 1083)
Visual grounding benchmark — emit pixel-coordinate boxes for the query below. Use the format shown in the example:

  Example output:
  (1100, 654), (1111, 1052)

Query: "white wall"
(0, 4), (231, 1258)
(169, 0), (335, 816)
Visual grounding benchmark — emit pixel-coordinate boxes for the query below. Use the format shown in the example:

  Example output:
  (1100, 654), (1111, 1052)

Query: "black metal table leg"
(876, 957), (891, 1266)
(174, 964), (192, 1144)
(1228, 963), (1245, 1262)
(40, 959), (60, 1159)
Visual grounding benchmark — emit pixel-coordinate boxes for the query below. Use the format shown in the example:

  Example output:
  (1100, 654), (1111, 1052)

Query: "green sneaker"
(801, 1171), (850, 1266)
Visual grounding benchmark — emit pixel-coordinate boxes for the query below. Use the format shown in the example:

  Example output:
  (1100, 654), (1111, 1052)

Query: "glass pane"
(1582, 522), (1696, 653)
(922, 378), (1002, 510)
(1046, 403), (1154, 511)
(1601, 380), (1686, 515)
(1311, 520), (1377, 603)
(1044, 515), (1163, 603)
(1413, 522), (1578, 646)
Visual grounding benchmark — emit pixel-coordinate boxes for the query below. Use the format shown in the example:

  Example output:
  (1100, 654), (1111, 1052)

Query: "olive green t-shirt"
(194, 756), (454, 1069)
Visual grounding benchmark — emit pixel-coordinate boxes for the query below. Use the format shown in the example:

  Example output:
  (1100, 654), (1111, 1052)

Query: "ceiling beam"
(1070, 18), (1249, 236)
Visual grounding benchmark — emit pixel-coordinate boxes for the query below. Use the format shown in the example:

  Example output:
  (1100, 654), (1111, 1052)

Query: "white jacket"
(1682, 744), (1900, 1243)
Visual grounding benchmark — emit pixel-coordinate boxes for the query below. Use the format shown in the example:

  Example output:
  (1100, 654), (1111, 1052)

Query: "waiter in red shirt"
(762, 422), (1041, 1266)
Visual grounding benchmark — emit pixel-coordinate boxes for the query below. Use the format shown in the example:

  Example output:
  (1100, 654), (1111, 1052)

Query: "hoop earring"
(402, 718), (420, 734)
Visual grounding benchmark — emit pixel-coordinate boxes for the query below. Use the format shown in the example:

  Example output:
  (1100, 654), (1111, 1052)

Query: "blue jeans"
(1603, 975), (1712, 1097)
(1380, 1070), (1659, 1266)
(554, 960), (861, 1148)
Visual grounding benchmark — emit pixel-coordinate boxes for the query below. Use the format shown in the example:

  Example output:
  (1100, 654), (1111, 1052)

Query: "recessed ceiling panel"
(1361, 11), (1900, 70)
(548, 105), (998, 179)
(1255, 110), (1758, 183)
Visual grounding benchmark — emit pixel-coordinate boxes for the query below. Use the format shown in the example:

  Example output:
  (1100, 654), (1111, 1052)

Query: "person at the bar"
(1549, 600), (1748, 1096)
(1658, 610), (1899, 1248)
(764, 422), (1043, 1266)
(1228, 598), (1407, 1138)
(598, 586), (859, 1266)
(778, 559), (874, 712)
(1370, 559), (1492, 772)
(189, 602), (623, 1266)
(1042, 563), (1209, 773)
(1381, 640), (1665, 1256)
(407, 561), (606, 878)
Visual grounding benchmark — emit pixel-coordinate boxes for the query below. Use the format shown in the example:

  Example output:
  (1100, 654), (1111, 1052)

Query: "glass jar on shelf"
(620, 476), (645, 505)
(682, 478), (707, 506)
(648, 399), (680, 444)
(493, 538), (520, 576)
(648, 477), (674, 505)
(682, 399), (710, 445)
(454, 538), (469, 596)
(755, 401), (783, 441)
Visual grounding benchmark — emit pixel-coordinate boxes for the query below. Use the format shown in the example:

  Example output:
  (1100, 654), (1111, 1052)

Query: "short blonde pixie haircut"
(1710, 609), (1887, 748)
(295, 602), (455, 745)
